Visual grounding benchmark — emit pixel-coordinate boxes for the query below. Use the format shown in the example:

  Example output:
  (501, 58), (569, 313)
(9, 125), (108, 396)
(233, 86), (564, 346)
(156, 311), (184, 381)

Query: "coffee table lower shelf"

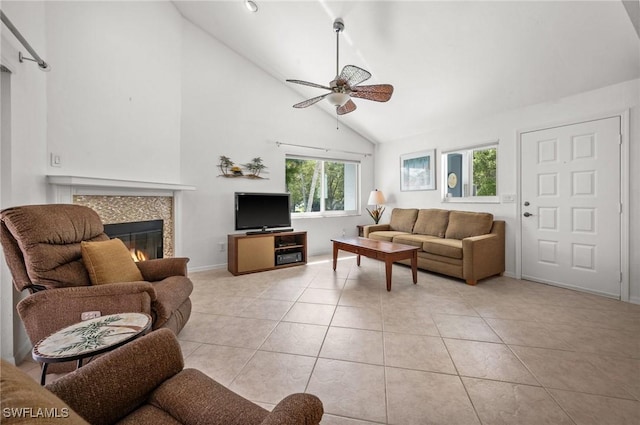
(331, 237), (419, 291)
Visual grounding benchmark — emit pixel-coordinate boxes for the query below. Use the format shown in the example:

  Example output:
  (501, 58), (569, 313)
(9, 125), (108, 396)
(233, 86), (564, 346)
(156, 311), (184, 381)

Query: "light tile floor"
(19, 254), (640, 424)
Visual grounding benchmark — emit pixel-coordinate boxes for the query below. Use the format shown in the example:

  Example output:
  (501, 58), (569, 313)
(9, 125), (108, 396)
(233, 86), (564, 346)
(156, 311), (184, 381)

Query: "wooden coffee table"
(331, 237), (419, 291)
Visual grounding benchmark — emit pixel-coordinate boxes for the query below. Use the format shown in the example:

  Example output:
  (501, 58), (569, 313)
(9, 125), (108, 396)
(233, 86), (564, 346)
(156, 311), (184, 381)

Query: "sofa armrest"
(363, 224), (390, 237)
(462, 232), (505, 283)
(260, 393), (324, 425)
(17, 282), (156, 348)
(46, 329), (183, 425)
(149, 369), (323, 425)
(149, 368), (270, 425)
(136, 257), (189, 281)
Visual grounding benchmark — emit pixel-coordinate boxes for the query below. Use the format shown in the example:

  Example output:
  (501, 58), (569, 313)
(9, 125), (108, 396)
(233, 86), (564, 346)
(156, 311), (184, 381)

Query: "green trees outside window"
(473, 147), (497, 196)
(285, 156), (358, 215)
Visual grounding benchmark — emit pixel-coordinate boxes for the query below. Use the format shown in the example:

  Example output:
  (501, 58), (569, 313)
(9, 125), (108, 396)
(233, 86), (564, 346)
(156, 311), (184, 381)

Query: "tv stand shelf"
(228, 231), (307, 275)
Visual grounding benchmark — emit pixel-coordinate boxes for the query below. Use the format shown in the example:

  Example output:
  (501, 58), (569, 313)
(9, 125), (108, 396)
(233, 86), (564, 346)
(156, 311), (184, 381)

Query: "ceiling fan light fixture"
(244, 0), (258, 13)
(326, 92), (350, 107)
(286, 17), (393, 118)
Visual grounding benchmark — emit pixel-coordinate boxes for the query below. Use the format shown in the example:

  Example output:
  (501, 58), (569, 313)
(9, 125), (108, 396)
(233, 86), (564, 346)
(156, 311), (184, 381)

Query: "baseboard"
(188, 263), (227, 273)
(503, 271), (516, 279)
(629, 296), (640, 305)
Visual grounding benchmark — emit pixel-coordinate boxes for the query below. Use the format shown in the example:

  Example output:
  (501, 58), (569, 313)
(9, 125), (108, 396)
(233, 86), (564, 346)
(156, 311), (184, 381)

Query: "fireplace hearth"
(104, 220), (163, 261)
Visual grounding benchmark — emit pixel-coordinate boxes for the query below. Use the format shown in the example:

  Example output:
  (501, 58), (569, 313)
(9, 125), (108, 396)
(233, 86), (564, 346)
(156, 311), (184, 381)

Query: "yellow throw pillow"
(81, 239), (144, 285)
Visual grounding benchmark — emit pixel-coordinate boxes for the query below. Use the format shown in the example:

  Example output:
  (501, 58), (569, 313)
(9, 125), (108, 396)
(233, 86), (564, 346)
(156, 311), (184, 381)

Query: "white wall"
(180, 21), (375, 270)
(0, 0), (49, 364)
(45, 1), (183, 183)
(376, 78), (640, 302)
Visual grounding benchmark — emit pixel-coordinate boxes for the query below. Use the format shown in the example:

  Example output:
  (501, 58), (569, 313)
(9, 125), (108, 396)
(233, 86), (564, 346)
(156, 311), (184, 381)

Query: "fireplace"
(104, 220), (164, 261)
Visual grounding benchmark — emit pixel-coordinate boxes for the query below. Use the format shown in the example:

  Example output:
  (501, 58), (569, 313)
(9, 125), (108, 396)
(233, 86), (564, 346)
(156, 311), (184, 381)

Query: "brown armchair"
(1, 329), (324, 425)
(0, 204), (193, 373)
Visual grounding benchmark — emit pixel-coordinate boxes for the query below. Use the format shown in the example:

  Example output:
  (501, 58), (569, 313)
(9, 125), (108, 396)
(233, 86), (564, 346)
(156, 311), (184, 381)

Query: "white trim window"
(285, 155), (359, 217)
(442, 142), (499, 203)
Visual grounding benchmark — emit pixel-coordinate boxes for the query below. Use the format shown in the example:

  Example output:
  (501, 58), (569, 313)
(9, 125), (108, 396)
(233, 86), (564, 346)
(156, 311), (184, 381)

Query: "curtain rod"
(0, 10), (51, 72)
(275, 141), (372, 157)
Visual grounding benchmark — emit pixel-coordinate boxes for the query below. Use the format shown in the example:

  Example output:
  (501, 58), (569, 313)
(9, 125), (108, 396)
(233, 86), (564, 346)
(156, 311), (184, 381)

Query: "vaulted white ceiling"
(174, 1), (640, 144)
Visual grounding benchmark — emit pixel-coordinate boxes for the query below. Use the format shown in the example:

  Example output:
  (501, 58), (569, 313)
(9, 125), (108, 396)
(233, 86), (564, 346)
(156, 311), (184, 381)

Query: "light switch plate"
(50, 153), (62, 167)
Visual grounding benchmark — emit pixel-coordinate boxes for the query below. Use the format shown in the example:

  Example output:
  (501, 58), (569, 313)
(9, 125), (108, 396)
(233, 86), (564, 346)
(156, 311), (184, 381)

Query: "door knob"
(523, 212), (533, 217)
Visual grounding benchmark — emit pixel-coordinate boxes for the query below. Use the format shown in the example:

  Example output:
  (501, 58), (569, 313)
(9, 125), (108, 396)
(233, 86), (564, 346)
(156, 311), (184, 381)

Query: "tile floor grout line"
(302, 291), (340, 395)
(536, 382), (580, 425)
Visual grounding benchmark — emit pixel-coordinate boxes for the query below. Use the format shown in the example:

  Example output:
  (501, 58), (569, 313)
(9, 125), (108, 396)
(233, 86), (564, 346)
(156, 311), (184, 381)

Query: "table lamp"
(366, 189), (386, 224)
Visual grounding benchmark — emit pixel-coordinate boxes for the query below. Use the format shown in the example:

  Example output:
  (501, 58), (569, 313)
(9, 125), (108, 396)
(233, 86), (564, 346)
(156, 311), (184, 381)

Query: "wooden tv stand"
(228, 231), (307, 275)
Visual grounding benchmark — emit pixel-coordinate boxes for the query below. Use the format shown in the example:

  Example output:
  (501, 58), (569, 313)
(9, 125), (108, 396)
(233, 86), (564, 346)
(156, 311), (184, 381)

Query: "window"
(442, 143), (498, 202)
(285, 156), (359, 216)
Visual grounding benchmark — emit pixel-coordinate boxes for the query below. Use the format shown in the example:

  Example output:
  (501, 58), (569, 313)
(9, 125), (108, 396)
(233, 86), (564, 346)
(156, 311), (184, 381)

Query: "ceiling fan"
(286, 18), (393, 116)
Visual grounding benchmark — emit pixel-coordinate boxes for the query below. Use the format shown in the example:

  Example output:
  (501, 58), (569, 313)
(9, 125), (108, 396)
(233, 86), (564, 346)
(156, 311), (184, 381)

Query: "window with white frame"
(285, 155), (359, 216)
(442, 143), (498, 202)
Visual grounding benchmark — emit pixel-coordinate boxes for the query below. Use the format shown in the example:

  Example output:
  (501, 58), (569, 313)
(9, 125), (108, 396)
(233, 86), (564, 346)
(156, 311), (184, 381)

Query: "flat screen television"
(235, 192), (292, 232)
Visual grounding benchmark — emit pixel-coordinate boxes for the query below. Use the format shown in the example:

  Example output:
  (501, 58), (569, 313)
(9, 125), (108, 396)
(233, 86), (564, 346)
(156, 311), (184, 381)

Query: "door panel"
(521, 117), (621, 297)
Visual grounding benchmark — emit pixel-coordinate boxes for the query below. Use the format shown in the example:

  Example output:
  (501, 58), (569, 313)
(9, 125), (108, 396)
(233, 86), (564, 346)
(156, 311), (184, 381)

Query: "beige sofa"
(364, 208), (505, 285)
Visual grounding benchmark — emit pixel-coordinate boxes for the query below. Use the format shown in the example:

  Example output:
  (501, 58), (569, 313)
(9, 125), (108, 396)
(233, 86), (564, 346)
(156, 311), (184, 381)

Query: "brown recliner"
(1, 329), (324, 425)
(0, 204), (193, 373)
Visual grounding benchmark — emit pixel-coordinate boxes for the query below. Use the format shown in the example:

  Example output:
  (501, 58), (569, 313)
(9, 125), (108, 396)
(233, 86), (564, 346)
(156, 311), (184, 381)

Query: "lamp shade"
(367, 190), (386, 205)
(326, 92), (350, 107)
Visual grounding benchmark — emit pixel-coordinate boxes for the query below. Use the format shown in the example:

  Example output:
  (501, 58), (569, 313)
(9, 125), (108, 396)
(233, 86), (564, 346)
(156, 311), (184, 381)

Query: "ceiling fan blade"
(286, 79), (332, 90)
(337, 99), (357, 115)
(350, 84), (394, 102)
(338, 65), (371, 88)
(293, 93), (330, 108)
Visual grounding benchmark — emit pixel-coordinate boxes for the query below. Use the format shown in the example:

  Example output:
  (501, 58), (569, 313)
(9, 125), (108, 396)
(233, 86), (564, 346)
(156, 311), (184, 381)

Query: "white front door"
(520, 117), (621, 298)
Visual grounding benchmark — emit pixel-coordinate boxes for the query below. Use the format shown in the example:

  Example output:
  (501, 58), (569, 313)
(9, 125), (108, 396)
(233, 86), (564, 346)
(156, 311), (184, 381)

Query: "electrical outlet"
(341, 228), (346, 237)
(81, 311), (101, 321)
(219, 242), (225, 252)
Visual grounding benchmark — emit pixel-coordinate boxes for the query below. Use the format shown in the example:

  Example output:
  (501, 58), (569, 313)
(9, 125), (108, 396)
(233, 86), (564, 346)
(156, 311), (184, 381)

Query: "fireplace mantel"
(47, 175), (195, 258)
(47, 175), (195, 202)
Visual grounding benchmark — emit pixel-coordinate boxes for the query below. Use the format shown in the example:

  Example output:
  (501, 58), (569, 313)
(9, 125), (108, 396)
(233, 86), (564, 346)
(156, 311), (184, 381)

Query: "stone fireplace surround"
(47, 176), (195, 258)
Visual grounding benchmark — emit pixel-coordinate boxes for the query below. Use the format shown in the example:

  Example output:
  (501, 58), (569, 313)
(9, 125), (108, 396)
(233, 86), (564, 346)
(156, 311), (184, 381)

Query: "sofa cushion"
(368, 231), (409, 243)
(81, 238), (145, 285)
(422, 239), (463, 259)
(117, 405), (182, 425)
(393, 234), (439, 248)
(444, 211), (494, 240)
(412, 209), (450, 237)
(388, 208), (419, 233)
